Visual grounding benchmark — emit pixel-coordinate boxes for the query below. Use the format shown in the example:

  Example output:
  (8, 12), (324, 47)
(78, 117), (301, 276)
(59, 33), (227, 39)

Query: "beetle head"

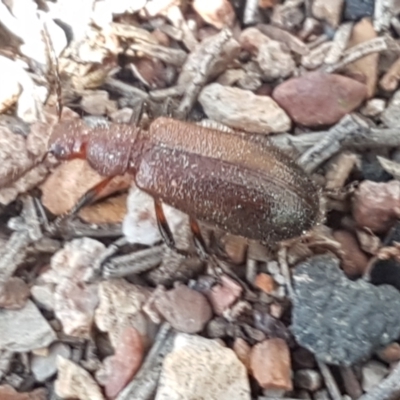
(48, 119), (90, 160)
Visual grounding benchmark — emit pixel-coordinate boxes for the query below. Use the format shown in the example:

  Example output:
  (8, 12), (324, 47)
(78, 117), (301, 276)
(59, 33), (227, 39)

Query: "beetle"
(48, 115), (323, 250)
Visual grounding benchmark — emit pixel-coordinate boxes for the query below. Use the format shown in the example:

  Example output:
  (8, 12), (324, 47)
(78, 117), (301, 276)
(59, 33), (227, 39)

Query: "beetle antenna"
(41, 21), (63, 121)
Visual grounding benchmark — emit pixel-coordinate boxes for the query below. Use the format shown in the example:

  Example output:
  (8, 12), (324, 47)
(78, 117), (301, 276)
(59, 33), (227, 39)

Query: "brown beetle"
(48, 116), (322, 248)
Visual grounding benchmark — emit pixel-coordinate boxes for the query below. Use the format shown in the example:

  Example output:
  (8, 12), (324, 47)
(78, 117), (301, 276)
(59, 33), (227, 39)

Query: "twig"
(317, 359), (342, 400)
(130, 43), (187, 67)
(324, 22), (354, 65)
(176, 28), (234, 119)
(277, 247), (293, 299)
(322, 37), (394, 73)
(243, 0), (260, 25)
(102, 245), (164, 279)
(340, 366), (363, 400)
(103, 77), (148, 101)
(296, 114), (368, 173)
(117, 323), (175, 400)
(358, 361), (400, 400)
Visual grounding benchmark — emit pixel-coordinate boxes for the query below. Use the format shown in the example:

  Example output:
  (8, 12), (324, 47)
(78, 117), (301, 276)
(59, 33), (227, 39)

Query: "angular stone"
(361, 360), (388, 392)
(156, 334), (251, 400)
(0, 278), (29, 309)
(193, 0), (235, 29)
(199, 83), (291, 134)
(381, 89), (400, 128)
(345, 0), (375, 20)
(273, 71), (367, 127)
(0, 300), (56, 352)
(31, 342), (71, 382)
(312, 0), (344, 27)
(291, 254), (400, 365)
(154, 285), (212, 333)
(294, 369), (322, 391)
(353, 180), (400, 233)
(0, 385), (47, 400)
(250, 338), (292, 391)
(206, 276), (242, 316)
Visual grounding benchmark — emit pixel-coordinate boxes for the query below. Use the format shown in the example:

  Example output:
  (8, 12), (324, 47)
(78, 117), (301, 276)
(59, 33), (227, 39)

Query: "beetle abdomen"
(135, 145), (320, 243)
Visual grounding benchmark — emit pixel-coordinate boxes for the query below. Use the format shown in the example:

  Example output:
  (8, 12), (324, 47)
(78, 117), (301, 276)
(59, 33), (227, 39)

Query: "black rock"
(344, 0), (375, 21)
(291, 254), (400, 366)
(361, 154), (392, 183)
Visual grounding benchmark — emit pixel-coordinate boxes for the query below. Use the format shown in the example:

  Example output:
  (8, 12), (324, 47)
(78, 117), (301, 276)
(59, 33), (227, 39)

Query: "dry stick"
(130, 42), (187, 67)
(322, 37), (394, 73)
(296, 114), (368, 173)
(117, 323), (175, 400)
(102, 245), (164, 279)
(243, 0), (260, 25)
(317, 360), (343, 400)
(176, 28), (233, 119)
(277, 247), (294, 299)
(358, 361), (400, 400)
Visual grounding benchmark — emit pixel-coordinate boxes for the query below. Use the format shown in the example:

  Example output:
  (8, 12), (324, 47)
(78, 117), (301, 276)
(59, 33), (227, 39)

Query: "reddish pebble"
(0, 385), (47, 400)
(100, 327), (143, 399)
(207, 275), (242, 315)
(333, 230), (369, 277)
(0, 277), (30, 309)
(353, 180), (400, 233)
(254, 273), (276, 294)
(273, 71), (367, 126)
(250, 338), (293, 391)
(233, 338), (251, 370)
(193, 0), (235, 29)
(377, 342), (400, 363)
(154, 285), (212, 333)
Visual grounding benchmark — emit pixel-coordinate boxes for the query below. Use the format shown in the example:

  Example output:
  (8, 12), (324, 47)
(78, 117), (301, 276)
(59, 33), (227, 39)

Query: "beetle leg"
(188, 217), (210, 261)
(47, 176), (115, 234)
(153, 198), (194, 258)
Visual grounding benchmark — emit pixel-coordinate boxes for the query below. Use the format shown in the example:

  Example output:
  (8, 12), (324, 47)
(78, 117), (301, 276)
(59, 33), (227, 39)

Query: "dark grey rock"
(291, 254), (400, 366)
(344, 0), (374, 21)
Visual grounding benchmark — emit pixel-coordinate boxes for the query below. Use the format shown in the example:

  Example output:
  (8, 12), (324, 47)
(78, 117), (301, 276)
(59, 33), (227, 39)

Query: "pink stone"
(273, 71), (367, 127)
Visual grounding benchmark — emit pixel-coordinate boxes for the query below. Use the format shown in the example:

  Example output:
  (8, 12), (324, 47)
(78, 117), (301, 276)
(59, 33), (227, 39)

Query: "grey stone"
(361, 360), (388, 392)
(291, 254), (400, 365)
(381, 90), (400, 128)
(0, 300), (56, 352)
(345, 0), (375, 21)
(31, 342), (71, 382)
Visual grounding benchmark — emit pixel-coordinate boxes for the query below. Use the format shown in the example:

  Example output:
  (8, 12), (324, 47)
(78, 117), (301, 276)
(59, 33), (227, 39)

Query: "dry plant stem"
(317, 360), (342, 400)
(102, 245), (164, 279)
(150, 85), (185, 101)
(272, 126), (400, 155)
(117, 323), (175, 400)
(103, 77), (148, 101)
(56, 221), (122, 239)
(245, 258), (257, 286)
(296, 114), (367, 173)
(166, 6), (198, 51)
(340, 366), (363, 400)
(110, 22), (158, 44)
(176, 28), (233, 119)
(243, 0), (260, 25)
(307, 34), (329, 50)
(324, 22), (354, 65)
(380, 57), (400, 91)
(0, 231), (30, 283)
(358, 361), (400, 400)
(277, 247), (293, 299)
(130, 43), (187, 67)
(322, 37), (392, 73)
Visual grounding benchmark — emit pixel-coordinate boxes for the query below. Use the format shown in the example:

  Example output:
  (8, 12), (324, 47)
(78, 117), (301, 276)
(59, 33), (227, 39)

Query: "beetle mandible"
(48, 115), (323, 248)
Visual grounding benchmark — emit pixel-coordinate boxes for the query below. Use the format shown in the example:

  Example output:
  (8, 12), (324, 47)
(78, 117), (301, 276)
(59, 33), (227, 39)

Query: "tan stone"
(250, 338), (292, 391)
(254, 273), (276, 294)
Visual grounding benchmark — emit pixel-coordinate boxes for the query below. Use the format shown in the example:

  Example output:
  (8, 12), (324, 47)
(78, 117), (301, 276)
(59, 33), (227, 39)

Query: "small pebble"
(233, 338), (251, 371)
(0, 277), (30, 309)
(31, 342), (71, 382)
(353, 180), (400, 233)
(199, 83), (291, 134)
(361, 98), (386, 117)
(154, 285), (212, 333)
(294, 369), (322, 391)
(377, 342), (400, 363)
(361, 360), (388, 392)
(97, 327), (143, 398)
(0, 300), (56, 352)
(192, 0), (235, 29)
(312, 0), (344, 27)
(0, 385), (47, 400)
(156, 333), (251, 400)
(206, 275), (242, 315)
(273, 71), (367, 127)
(333, 230), (369, 276)
(254, 273), (276, 294)
(250, 338), (293, 391)
(55, 357), (104, 400)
